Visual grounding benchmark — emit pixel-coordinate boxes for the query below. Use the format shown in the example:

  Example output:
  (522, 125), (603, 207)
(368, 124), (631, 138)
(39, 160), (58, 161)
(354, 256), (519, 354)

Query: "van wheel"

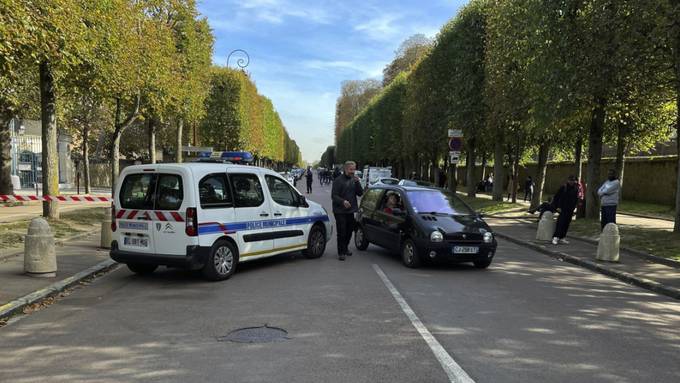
(303, 225), (326, 259)
(354, 225), (369, 250)
(127, 263), (158, 275)
(401, 239), (421, 268)
(203, 240), (238, 281)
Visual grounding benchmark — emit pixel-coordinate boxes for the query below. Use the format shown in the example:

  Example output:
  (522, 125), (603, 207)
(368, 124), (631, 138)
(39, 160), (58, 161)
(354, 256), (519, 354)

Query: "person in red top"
(383, 194), (399, 214)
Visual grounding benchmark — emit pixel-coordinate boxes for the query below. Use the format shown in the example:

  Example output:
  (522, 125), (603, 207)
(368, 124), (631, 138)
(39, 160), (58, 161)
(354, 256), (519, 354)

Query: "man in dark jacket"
(331, 161), (364, 261)
(305, 166), (313, 194)
(552, 175), (579, 245)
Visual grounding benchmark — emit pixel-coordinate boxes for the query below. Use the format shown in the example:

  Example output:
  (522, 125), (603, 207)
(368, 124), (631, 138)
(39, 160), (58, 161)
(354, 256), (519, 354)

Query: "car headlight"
(430, 231), (444, 243)
(483, 232), (493, 243)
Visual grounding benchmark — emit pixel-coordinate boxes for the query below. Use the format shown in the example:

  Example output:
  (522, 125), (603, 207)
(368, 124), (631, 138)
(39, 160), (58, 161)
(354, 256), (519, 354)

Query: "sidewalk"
(0, 231), (117, 321)
(487, 215), (680, 300)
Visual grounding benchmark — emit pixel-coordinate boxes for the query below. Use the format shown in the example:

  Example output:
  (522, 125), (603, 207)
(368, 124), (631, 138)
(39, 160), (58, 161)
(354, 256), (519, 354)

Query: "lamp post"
(227, 49), (250, 70)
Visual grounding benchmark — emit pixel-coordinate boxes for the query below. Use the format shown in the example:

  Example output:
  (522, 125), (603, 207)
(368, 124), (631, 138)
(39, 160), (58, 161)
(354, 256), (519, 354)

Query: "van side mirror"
(298, 195), (309, 207)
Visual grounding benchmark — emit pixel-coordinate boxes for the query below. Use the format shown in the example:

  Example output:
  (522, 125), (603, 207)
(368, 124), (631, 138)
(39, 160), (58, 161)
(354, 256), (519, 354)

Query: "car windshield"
(406, 190), (475, 216)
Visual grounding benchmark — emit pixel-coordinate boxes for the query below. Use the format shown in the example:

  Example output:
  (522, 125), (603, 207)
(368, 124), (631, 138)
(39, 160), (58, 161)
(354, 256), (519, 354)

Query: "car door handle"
(273, 212), (283, 216)
(260, 212), (269, 217)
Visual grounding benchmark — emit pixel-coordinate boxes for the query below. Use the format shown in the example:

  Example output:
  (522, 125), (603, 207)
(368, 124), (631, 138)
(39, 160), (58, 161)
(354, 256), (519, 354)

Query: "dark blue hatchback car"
(354, 185), (497, 268)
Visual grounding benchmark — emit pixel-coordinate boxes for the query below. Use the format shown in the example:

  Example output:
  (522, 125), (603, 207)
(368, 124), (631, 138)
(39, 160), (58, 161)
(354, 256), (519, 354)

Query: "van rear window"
(119, 173), (184, 210)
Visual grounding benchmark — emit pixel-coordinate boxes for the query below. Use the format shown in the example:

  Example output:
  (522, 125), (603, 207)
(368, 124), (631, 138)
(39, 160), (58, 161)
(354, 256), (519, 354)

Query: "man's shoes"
(552, 237), (559, 245)
(338, 253), (346, 261)
(345, 251), (353, 256)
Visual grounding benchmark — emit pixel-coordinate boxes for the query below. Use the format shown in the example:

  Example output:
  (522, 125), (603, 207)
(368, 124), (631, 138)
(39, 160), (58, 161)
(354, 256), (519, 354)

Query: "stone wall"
(458, 156), (677, 206)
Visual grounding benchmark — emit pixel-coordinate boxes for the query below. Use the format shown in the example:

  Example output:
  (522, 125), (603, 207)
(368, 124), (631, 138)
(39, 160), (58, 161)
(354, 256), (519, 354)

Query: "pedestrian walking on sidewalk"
(331, 161), (364, 261)
(305, 166), (313, 194)
(524, 176), (534, 202)
(598, 169), (620, 230)
(552, 175), (579, 245)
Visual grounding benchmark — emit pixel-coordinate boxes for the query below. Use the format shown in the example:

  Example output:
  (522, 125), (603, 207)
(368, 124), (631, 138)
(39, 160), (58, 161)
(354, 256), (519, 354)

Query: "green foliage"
(199, 67), (300, 165)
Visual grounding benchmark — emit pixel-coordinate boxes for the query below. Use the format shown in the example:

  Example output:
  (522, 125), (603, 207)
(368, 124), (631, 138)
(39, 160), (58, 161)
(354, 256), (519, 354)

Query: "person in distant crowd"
(331, 161), (364, 261)
(410, 171), (418, 180)
(598, 169), (620, 230)
(333, 167), (341, 179)
(506, 175), (517, 201)
(485, 173), (494, 192)
(318, 169), (323, 186)
(524, 176), (535, 202)
(438, 169), (447, 188)
(551, 175), (579, 245)
(305, 166), (313, 194)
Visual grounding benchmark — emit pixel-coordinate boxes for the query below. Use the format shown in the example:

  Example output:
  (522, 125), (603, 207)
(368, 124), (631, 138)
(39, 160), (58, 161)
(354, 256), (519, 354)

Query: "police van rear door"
(117, 172), (157, 254)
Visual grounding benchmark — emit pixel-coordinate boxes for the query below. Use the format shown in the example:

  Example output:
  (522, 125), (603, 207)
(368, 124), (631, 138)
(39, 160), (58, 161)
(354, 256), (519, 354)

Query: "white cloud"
(354, 13), (403, 41)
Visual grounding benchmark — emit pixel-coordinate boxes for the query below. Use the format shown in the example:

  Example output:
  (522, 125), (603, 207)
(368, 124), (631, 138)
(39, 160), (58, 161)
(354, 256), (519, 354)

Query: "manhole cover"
(217, 325), (289, 343)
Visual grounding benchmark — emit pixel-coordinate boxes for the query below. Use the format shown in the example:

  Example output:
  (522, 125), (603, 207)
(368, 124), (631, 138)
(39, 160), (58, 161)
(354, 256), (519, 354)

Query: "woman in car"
(383, 194), (400, 215)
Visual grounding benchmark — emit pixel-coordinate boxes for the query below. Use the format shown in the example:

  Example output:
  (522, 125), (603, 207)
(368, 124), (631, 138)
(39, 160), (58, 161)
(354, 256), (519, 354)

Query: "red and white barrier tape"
(0, 194), (112, 203)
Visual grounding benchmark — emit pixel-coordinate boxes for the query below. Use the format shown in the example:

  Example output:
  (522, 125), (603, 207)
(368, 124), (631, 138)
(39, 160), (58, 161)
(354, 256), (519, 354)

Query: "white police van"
(110, 152), (332, 281)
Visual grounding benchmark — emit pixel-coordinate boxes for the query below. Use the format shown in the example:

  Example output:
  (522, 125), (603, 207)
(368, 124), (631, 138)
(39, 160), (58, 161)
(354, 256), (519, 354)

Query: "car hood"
(417, 213), (491, 238)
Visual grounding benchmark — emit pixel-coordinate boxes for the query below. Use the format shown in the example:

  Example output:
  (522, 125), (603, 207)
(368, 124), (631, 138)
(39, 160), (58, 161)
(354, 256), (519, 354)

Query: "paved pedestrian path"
(0, 232), (111, 318)
(487, 215), (680, 299)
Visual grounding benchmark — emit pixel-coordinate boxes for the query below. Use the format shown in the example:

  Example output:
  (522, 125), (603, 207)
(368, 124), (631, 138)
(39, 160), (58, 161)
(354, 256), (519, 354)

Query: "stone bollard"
(100, 207), (112, 249)
(24, 218), (57, 277)
(536, 211), (556, 241)
(597, 223), (620, 262)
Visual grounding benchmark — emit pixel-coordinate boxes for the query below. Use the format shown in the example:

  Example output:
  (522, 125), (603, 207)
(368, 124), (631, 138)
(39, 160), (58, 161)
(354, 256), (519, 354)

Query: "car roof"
(121, 162), (282, 177)
(371, 184), (439, 192)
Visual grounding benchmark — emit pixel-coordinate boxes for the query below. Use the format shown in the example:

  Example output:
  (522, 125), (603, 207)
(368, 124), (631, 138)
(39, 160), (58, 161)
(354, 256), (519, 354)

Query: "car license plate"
(124, 236), (149, 248)
(453, 246), (479, 254)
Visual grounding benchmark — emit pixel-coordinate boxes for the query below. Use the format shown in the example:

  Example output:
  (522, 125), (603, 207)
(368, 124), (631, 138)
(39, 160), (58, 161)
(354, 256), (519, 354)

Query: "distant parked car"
(354, 184), (497, 268)
(398, 179), (434, 187)
(371, 177), (399, 186)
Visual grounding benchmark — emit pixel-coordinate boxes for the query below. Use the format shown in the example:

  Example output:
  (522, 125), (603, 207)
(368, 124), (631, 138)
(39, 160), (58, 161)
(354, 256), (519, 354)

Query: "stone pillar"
(24, 217), (56, 277)
(536, 211), (556, 241)
(597, 223), (620, 262)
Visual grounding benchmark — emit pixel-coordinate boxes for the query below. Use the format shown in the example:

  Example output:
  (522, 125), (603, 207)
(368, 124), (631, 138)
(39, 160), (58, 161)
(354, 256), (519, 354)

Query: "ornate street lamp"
(227, 49), (250, 70)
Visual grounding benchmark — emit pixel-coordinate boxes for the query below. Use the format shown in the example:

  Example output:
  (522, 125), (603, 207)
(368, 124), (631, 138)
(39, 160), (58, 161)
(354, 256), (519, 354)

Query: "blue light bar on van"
(221, 151), (254, 163)
(197, 151), (213, 158)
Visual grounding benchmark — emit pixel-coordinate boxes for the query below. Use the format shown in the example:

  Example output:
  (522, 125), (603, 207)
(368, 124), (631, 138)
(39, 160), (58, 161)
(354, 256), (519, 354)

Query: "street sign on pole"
(448, 129), (463, 138)
(448, 137), (463, 151)
(449, 151), (461, 164)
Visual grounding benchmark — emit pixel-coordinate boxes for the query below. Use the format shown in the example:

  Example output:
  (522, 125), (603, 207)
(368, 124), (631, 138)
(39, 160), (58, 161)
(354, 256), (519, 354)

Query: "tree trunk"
(448, 162), (458, 193)
(575, 134), (583, 182)
(615, 122), (626, 187)
(148, 118), (156, 164)
(82, 125), (91, 194)
(111, 95), (140, 195)
(0, 118), (12, 195)
(480, 153), (487, 183)
(586, 97), (606, 219)
(492, 138), (504, 201)
(466, 136), (476, 197)
(675, 89), (680, 232)
(40, 61), (59, 219)
(531, 142), (550, 209)
(176, 118), (183, 163)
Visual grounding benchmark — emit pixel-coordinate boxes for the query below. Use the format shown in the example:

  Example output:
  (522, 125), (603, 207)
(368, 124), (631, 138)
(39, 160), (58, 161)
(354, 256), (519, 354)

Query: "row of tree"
(334, 0), (680, 232)
(0, 0), (302, 218)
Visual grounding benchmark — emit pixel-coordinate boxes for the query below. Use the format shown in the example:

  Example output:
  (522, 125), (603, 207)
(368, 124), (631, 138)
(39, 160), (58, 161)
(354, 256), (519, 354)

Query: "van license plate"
(124, 237), (149, 248)
(453, 246), (478, 254)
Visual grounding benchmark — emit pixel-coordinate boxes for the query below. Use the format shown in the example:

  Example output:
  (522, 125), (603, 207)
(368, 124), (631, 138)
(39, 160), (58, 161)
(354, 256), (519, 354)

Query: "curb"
(0, 259), (119, 322)
(567, 235), (680, 270)
(0, 228), (101, 262)
(494, 232), (680, 301)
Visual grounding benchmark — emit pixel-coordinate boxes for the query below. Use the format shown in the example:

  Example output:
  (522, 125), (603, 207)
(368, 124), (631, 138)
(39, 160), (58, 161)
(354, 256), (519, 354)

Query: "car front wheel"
(202, 240), (238, 281)
(303, 225), (326, 259)
(354, 225), (369, 250)
(401, 238), (421, 268)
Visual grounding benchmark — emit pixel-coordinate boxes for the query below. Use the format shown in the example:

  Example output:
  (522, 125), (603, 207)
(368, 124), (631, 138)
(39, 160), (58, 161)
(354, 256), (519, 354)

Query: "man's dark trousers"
(601, 206), (617, 230)
(335, 213), (354, 254)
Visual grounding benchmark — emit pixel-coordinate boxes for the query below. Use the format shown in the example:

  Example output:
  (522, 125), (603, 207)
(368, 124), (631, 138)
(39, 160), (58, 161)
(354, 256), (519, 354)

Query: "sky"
(197, 0), (467, 163)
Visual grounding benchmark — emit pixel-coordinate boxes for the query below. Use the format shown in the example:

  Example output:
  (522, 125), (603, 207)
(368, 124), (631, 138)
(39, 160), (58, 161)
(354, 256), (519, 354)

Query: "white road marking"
(372, 264), (476, 383)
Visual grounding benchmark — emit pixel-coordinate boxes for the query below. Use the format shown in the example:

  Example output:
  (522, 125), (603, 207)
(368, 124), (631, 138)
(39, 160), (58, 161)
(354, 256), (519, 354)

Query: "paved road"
(1, 186), (679, 382)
